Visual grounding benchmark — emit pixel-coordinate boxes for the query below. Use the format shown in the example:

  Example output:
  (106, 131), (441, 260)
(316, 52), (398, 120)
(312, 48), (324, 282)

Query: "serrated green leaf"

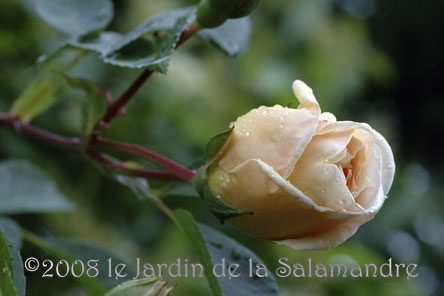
(62, 74), (107, 135)
(9, 68), (66, 122)
(205, 128), (233, 163)
(0, 159), (74, 214)
(102, 7), (196, 72)
(105, 278), (172, 296)
(0, 218), (26, 296)
(35, 0), (114, 36)
(0, 218), (22, 250)
(69, 32), (124, 57)
(0, 230), (19, 296)
(198, 17), (252, 56)
(37, 32), (123, 65)
(173, 209), (223, 296)
(200, 224), (280, 296)
(37, 7), (196, 72)
(7, 247), (25, 296)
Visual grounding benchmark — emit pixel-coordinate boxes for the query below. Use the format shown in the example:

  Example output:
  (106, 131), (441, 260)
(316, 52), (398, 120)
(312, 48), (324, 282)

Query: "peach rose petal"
(373, 130), (396, 194)
(274, 214), (373, 250)
(218, 81), (320, 179)
(204, 79), (396, 250)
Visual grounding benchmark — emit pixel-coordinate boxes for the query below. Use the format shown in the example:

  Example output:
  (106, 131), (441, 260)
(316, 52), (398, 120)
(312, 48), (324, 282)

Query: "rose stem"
(96, 22), (200, 130)
(94, 137), (196, 183)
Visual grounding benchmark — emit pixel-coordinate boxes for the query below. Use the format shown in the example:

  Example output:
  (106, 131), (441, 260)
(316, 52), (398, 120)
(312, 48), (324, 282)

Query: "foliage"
(1, 0), (443, 295)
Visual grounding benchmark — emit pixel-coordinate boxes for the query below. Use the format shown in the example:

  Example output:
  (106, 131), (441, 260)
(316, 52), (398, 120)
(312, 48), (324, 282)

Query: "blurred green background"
(1, 0), (443, 295)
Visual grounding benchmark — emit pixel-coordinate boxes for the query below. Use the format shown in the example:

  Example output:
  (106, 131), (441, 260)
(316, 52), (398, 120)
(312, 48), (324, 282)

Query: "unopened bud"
(196, 0), (262, 28)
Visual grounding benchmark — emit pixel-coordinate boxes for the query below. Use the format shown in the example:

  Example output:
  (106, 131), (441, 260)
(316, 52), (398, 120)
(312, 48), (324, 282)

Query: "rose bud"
(198, 80), (395, 250)
(105, 278), (173, 296)
(196, 0), (263, 28)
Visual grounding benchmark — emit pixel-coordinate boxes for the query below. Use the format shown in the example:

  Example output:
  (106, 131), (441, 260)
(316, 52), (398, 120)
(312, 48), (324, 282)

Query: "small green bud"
(196, 0), (262, 28)
(105, 278), (174, 296)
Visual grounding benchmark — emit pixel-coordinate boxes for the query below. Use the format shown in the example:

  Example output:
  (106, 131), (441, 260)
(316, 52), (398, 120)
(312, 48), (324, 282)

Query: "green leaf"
(0, 159), (73, 214)
(0, 230), (19, 296)
(23, 232), (138, 294)
(114, 175), (162, 204)
(105, 278), (173, 296)
(37, 7), (196, 72)
(0, 218), (22, 250)
(9, 68), (67, 122)
(62, 74), (107, 135)
(0, 218), (26, 296)
(173, 209), (223, 296)
(198, 18), (252, 56)
(45, 238), (137, 290)
(35, 0), (114, 36)
(69, 32), (124, 57)
(102, 7), (196, 73)
(205, 128), (233, 163)
(173, 210), (279, 296)
(200, 224), (279, 296)
(37, 32), (123, 65)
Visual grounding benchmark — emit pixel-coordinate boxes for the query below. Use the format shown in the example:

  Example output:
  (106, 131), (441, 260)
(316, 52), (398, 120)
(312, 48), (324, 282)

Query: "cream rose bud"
(204, 80), (395, 250)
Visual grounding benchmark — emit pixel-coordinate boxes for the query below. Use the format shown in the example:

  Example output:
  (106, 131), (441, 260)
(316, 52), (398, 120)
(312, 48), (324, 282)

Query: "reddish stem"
(0, 114), (195, 182)
(0, 114), (83, 149)
(0, 21), (201, 184)
(86, 149), (182, 181)
(96, 21), (200, 130)
(95, 137), (196, 183)
(101, 69), (154, 127)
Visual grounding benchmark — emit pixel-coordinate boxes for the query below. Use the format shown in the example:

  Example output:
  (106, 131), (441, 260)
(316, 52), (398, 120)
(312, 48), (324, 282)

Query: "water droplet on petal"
(245, 131), (250, 136)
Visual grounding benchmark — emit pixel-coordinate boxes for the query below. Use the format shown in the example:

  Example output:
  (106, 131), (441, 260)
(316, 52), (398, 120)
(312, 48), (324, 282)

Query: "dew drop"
(245, 131), (250, 136)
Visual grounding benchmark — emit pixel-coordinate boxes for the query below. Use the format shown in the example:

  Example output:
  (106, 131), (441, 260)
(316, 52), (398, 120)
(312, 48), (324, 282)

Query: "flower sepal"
(193, 167), (253, 222)
(204, 127), (233, 163)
